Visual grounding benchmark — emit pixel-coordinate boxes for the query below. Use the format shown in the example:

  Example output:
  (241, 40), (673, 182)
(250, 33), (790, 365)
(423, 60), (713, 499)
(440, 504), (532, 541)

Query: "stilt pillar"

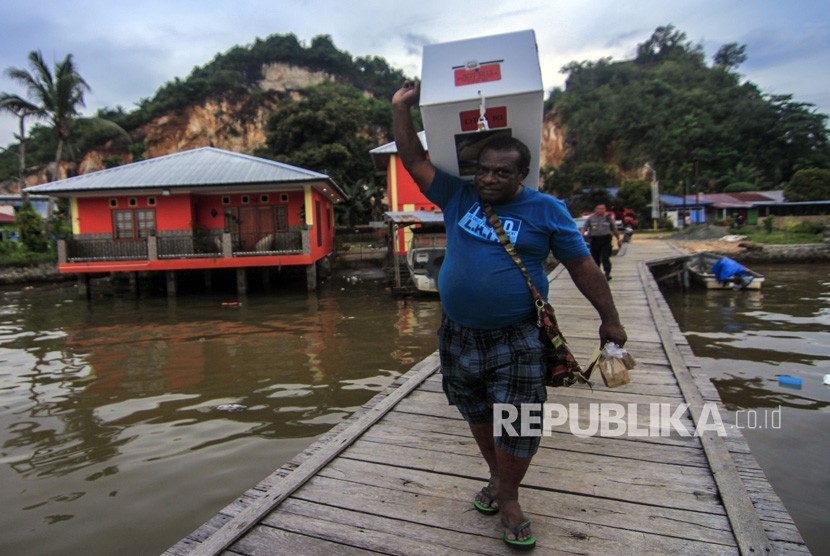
(236, 268), (247, 295)
(166, 271), (177, 297)
(77, 274), (90, 299)
(306, 263), (317, 292)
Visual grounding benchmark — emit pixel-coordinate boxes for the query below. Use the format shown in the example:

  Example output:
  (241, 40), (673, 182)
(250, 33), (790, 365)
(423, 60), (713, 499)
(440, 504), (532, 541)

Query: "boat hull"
(686, 253), (765, 290)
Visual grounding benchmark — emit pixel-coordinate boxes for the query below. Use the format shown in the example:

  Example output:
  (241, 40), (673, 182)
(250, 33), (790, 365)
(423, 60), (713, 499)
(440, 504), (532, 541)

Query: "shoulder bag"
(482, 202), (592, 387)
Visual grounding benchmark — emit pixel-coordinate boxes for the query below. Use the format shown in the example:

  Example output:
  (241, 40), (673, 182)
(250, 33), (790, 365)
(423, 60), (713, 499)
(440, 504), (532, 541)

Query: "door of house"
(236, 207), (272, 250)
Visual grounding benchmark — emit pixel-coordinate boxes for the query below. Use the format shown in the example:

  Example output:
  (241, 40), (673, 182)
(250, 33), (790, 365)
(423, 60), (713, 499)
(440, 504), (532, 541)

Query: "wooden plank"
(187, 352), (441, 555)
(638, 261), (772, 555)
(339, 438), (721, 514)
(303, 459), (737, 546)
(371, 410), (712, 468)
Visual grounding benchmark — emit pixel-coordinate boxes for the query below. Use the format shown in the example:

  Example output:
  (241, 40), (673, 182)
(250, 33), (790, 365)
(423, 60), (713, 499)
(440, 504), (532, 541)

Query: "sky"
(1, 0), (829, 149)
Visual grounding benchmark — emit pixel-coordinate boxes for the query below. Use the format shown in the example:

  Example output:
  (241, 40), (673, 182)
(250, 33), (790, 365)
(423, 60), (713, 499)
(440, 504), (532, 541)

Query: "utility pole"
(645, 163), (659, 230)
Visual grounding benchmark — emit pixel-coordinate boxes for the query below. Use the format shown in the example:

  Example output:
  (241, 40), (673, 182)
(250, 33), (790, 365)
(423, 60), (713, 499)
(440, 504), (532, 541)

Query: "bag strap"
(481, 202), (548, 326)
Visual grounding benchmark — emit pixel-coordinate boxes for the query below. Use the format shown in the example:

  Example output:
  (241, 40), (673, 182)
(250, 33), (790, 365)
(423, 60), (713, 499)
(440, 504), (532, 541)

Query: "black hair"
(479, 136), (531, 171)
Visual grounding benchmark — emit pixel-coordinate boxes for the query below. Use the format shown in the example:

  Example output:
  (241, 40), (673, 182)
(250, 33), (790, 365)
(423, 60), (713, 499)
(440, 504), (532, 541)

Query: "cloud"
(1, 0), (828, 148)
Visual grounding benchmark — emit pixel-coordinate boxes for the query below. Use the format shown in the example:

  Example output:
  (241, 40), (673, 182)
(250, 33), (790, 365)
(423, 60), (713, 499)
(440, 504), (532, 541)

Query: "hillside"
(0, 33), (407, 192)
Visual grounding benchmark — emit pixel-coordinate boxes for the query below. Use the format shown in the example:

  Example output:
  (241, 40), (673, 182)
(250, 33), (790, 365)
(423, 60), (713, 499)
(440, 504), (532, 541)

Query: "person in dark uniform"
(582, 204), (622, 280)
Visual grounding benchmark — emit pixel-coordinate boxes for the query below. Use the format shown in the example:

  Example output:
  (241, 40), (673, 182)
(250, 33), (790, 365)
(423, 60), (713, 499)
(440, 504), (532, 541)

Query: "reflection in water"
(662, 263), (830, 553)
(0, 282), (442, 556)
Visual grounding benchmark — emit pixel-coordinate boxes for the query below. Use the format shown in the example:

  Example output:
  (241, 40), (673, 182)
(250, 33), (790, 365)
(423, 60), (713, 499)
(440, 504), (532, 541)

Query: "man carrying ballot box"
(392, 80), (626, 550)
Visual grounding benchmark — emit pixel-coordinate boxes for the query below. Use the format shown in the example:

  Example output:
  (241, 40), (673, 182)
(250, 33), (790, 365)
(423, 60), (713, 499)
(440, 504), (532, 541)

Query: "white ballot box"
(420, 30), (544, 189)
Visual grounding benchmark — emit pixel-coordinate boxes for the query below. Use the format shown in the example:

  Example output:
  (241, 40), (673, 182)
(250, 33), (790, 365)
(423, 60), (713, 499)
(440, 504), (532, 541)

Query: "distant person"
(582, 204), (622, 281)
(392, 80), (626, 550)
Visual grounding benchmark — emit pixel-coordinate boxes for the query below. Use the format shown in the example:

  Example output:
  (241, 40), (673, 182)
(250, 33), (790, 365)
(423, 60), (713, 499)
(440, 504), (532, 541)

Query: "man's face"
(595, 204), (607, 216)
(474, 148), (528, 205)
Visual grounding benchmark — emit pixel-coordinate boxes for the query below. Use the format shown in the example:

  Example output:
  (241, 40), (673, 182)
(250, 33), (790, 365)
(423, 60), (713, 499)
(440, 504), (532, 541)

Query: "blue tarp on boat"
(711, 257), (754, 288)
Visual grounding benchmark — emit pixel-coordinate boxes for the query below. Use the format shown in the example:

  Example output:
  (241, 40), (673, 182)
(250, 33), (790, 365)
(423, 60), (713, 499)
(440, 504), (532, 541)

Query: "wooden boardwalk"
(167, 238), (808, 555)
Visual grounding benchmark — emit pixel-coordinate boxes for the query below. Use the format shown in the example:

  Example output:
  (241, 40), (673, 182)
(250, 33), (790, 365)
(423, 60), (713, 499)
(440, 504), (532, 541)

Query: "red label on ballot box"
(459, 106), (508, 131)
(454, 63), (502, 86)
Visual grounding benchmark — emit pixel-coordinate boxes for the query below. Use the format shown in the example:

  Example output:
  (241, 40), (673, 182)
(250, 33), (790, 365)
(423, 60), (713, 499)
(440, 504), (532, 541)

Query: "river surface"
(1, 264), (827, 555)
(0, 276), (443, 556)
(662, 263), (830, 552)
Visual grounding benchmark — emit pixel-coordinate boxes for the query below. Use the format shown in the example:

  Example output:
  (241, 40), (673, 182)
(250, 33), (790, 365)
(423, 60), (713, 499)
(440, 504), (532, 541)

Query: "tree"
(615, 180), (651, 225)
(551, 25), (830, 193)
(0, 93), (44, 191)
(259, 82), (389, 186)
(784, 168), (830, 201)
(334, 179), (383, 227)
(4, 51), (90, 181)
(714, 43), (747, 70)
(15, 200), (48, 252)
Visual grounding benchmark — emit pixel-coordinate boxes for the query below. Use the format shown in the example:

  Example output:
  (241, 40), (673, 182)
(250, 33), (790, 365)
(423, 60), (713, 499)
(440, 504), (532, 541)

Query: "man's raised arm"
(392, 80), (435, 193)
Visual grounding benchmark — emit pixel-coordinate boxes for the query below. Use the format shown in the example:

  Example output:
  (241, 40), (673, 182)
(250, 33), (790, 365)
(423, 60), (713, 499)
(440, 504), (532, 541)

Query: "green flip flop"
(472, 486), (499, 515)
(502, 518), (536, 550)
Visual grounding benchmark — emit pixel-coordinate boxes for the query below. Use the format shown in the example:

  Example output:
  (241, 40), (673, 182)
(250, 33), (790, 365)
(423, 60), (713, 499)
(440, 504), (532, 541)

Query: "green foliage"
(334, 179), (384, 227)
(540, 165), (572, 197)
(571, 162), (619, 189)
(15, 200), (48, 252)
(0, 239), (56, 266)
(102, 155), (124, 168)
(784, 168), (830, 201)
(1, 33), (409, 183)
(713, 43), (747, 69)
(259, 82), (389, 187)
(551, 25), (830, 194)
(762, 215), (775, 233)
(615, 180), (652, 224)
(127, 142), (146, 161)
(123, 33), (406, 132)
(741, 225), (823, 244)
(786, 220), (824, 234)
(723, 182), (755, 192)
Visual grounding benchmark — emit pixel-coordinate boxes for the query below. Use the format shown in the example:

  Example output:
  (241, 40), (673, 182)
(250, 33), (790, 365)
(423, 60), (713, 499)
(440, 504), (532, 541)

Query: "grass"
(0, 245), (58, 266)
(739, 228), (824, 244)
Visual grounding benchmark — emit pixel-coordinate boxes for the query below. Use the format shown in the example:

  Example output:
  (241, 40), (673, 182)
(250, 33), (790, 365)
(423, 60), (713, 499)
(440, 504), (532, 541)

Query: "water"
(3, 265), (827, 555)
(0, 278), (443, 556)
(662, 263), (830, 552)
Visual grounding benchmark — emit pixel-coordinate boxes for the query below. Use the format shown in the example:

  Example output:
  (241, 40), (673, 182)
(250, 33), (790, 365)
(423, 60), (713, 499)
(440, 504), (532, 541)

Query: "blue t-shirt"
(425, 169), (589, 329)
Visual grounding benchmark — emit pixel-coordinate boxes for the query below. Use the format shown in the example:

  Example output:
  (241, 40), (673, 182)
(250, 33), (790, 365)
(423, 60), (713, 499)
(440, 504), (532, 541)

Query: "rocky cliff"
(540, 112), (568, 168)
(10, 61), (568, 186)
(4, 63), (336, 185)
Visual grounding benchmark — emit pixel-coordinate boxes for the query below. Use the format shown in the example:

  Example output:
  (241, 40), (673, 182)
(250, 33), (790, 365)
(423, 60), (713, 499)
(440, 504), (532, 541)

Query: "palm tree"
(0, 93), (45, 193)
(4, 50), (90, 181)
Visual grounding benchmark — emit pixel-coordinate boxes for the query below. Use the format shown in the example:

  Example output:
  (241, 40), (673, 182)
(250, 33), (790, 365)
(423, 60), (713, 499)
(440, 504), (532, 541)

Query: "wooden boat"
(685, 252), (765, 290)
(406, 233), (446, 293)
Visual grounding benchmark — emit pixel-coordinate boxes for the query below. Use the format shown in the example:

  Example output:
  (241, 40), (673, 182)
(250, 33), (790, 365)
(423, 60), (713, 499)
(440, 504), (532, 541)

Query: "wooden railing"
(61, 230), (306, 264)
(64, 238), (148, 262)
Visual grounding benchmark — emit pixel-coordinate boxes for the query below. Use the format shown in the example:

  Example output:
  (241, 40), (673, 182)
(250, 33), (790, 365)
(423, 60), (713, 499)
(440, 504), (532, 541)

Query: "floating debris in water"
(221, 302), (241, 308)
(778, 375), (802, 388)
(823, 374), (830, 386)
(217, 403), (247, 412)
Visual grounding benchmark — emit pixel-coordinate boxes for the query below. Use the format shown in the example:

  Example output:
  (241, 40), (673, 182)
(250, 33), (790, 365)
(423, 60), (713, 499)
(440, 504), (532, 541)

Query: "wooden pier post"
(236, 268), (247, 295)
(166, 271), (177, 297)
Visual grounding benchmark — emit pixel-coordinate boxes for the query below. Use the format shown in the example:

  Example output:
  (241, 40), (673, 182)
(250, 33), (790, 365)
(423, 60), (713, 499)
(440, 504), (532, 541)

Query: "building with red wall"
(25, 147), (346, 294)
(369, 131), (444, 256)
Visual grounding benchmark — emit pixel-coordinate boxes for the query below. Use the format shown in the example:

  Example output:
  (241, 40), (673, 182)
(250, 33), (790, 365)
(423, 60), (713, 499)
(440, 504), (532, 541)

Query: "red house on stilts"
(25, 147), (346, 295)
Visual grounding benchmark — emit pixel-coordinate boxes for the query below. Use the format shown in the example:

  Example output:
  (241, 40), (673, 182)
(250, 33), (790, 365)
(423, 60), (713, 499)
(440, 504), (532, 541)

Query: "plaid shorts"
(438, 313), (547, 458)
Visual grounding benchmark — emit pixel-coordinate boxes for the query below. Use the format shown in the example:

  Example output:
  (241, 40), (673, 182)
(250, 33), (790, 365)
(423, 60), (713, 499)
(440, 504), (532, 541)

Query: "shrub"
(784, 168), (830, 202)
(762, 215), (775, 233)
(15, 202), (48, 252)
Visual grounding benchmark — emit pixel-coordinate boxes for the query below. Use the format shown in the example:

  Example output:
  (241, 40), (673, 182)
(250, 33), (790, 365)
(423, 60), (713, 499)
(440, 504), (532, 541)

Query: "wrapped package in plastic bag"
(586, 342), (636, 388)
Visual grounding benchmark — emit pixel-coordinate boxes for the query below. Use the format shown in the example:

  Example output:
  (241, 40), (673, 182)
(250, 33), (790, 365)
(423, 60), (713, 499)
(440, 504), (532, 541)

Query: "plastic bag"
(586, 342), (636, 388)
